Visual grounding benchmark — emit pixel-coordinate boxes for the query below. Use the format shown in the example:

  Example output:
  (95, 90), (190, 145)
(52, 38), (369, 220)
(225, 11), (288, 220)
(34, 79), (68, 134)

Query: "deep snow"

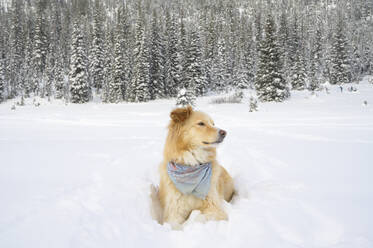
(0, 79), (372, 248)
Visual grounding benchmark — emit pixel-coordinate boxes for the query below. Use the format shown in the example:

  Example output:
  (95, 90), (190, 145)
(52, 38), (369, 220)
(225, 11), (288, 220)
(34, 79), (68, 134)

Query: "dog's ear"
(170, 106), (193, 123)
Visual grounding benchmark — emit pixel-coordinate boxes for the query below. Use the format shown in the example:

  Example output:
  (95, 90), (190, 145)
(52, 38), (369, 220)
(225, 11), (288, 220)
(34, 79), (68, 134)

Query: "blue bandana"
(167, 161), (212, 199)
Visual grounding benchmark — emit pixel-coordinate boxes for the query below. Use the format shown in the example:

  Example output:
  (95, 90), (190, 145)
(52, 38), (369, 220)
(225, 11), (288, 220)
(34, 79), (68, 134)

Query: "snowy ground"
(1, 79), (373, 248)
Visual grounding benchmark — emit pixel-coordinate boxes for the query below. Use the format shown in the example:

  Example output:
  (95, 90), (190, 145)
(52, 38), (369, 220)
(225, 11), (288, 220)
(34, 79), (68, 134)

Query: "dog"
(158, 106), (234, 228)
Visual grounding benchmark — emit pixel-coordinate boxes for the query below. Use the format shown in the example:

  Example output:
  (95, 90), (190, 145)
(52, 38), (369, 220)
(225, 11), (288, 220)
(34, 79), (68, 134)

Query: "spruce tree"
(289, 15), (306, 90)
(212, 37), (229, 93)
(108, 22), (125, 103)
(242, 20), (255, 89)
(101, 26), (113, 103)
(54, 48), (65, 99)
(278, 10), (290, 82)
(45, 51), (54, 100)
(186, 26), (206, 96)
(32, 0), (48, 96)
(69, 20), (90, 103)
(0, 57), (5, 102)
(255, 14), (289, 102)
(22, 31), (33, 97)
(203, 16), (217, 92)
(149, 10), (165, 100)
(176, 88), (195, 107)
(118, 5), (131, 100)
(179, 13), (188, 90)
(330, 14), (351, 85)
(90, 0), (105, 93)
(291, 51), (307, 90)
(164, 12), (180, 97)
(126, 10), (150, 102)
(308, 24), (323, 92)
(8, 0), (25, 98)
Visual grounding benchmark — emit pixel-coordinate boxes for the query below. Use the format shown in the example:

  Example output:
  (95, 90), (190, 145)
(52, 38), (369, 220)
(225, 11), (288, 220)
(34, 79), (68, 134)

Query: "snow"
(0, 79), (373, 248)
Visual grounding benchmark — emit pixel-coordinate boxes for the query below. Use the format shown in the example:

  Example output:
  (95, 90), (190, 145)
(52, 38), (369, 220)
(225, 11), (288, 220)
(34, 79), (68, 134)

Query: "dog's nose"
(219, 129), (227, 137)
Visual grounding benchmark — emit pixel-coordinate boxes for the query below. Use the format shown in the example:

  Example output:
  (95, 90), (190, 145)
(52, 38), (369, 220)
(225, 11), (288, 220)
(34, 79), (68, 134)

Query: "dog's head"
(167, 106), (227, 152)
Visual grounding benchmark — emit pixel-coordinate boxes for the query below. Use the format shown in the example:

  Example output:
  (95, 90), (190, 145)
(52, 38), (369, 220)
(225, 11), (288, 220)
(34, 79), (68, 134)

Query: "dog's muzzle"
(203, 129), (227, 145)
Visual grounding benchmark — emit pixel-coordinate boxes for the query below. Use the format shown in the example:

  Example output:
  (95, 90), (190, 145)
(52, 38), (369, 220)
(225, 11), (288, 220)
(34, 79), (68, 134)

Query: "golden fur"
(158, 106), (234, 228)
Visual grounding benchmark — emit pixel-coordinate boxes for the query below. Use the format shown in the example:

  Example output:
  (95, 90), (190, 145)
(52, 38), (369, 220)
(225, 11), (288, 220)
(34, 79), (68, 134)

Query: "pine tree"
(32, 0), (48, 96)
(289, 14), (306, 90)
(90, 0), (105, 93)
(108, 21), (125, 103)
(249, 96), (258, 112)
(212, 37), (229, 93)
(126, 10), (150, 102)
(8, 0), (25, 98)
(45, 51), (54, 100)
(308, 23), (323, 92)
(149, 10), (165, 99)
(164, 12), (180, 97)
(186, 26), (206, 96)
(291, 51), (307, 90)
(278, 10), (290, 82)
(101, 26), (113, 103)
(176, 88), (195, 107)
(255, 14), (289, 102)
(22, 31), (33, 97)
(179, 13), (188, 90)
(330, 14), (351, 85)
(54, 48), (65, 99)
(69, 20), (90, 103)
(0, 56), (5, 102)
(0, 10), (7, 102)
(241, 19), (255, 89)
(203, 14), (217, 92)
(118, 5), (131, 100)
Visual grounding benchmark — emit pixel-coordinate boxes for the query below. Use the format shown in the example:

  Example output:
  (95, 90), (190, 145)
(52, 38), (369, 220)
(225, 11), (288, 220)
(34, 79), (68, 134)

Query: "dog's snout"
(219, 129), (227, 137)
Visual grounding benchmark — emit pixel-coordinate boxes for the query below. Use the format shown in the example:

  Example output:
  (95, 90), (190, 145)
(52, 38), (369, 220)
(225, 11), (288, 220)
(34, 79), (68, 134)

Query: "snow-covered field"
(1, 79), (373, 248)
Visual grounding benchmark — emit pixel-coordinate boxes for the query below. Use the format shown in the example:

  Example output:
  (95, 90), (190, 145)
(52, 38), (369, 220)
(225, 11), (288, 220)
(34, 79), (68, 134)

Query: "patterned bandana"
(167, 161), (212, 199)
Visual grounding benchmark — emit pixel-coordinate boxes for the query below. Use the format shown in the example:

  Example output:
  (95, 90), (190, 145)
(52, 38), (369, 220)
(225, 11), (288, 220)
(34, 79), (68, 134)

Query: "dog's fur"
(158, 106), (234, 228)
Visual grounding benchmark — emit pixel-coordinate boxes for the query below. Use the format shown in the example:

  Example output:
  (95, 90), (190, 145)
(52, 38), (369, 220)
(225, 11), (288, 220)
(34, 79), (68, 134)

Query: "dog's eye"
(198, 122), (205, 126)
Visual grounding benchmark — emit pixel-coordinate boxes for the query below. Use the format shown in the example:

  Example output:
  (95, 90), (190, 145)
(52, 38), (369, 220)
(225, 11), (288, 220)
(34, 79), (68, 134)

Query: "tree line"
(0, 0), (372, 104)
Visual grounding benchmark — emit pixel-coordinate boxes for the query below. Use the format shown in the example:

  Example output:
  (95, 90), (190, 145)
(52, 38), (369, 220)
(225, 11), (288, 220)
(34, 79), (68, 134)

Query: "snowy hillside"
(0, 79), (372, 248)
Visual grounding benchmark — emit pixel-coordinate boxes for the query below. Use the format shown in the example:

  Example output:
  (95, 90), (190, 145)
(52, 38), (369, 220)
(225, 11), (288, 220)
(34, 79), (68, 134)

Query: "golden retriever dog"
(158, 106), (234, 228)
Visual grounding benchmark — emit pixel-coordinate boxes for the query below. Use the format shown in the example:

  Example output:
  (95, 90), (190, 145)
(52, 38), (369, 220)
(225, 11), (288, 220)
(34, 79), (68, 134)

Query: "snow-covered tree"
(107, 24), (124, 103)
(185, 26), (206, 96)
(291, 52), (307, 90)
(45, 52), (54, 100)
(212, 37), (229, 93)
(255, 14), (289, 102)
(249, 96), (258, 112)
(89, 0), (105, 93)
(69, 20), (90, 103)
(278, 10), (290, 82)
(101, 26), (113, 103)
(22, 31), (33, 97)
(176, 88), (195, 107)
(0, 0), (371, 105)
(289, 15), (306, 90)
(126, 10), (150, 102)
(308, 23), (324, 92)
(203, 16), (218, 92)
(32, 0), (48, 96)
(330, 14), (351, 85)
(164, 12), (180, 97)
(54, 50), (65, 99)
(0, 57), (5, 102)
(8, 0), (25, 98)
(149, 10), (165, 100)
